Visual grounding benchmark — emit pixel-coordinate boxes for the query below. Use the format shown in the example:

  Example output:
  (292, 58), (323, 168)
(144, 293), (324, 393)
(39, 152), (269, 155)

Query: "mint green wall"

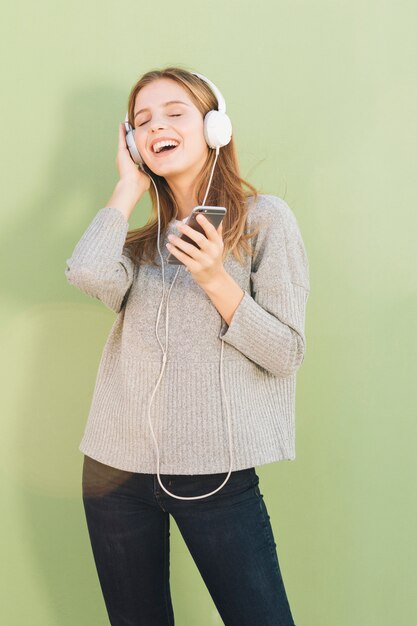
(1, 1), (415, 624)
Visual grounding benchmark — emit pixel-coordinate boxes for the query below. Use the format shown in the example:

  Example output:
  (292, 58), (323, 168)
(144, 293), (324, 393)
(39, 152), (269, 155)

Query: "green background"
(1, 1), (416, 624)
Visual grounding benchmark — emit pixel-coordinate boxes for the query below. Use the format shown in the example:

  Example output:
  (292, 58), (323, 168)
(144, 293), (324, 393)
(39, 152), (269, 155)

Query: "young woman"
(66, 66), (310, 626)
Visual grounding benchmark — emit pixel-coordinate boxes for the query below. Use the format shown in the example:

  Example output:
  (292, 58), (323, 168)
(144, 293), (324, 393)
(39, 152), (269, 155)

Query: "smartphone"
(166, 206), (227, 266)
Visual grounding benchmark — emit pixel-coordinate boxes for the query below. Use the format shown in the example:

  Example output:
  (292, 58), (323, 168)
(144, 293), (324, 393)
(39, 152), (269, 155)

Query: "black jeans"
(82, 454), (296, 626)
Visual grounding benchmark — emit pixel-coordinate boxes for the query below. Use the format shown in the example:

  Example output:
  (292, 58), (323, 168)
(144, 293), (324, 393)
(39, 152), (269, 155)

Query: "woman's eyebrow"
(134, 100), (190, 120)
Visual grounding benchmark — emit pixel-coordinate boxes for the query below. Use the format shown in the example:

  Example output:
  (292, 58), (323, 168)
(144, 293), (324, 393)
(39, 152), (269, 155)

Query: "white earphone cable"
(146, 145), (235, 500)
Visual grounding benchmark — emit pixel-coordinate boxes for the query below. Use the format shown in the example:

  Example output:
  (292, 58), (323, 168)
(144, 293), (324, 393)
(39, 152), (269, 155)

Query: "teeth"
(152, 139), (179, 153)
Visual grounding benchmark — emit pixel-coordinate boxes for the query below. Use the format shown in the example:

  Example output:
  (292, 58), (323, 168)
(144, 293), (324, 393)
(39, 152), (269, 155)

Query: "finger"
(196, 214), (217, 240)
(176, 223), (209, 249)
(166, 243), (197, 272)
(118, 123), (127, 149)
(167, 234), (204, 260)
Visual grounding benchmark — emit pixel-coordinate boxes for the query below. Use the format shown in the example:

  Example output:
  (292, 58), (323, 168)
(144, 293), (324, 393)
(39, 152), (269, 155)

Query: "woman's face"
(132, 78), (208, 179)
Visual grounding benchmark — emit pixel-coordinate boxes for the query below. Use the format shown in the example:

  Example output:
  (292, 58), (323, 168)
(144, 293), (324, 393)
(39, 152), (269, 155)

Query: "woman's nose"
(149, 120), (167, 132)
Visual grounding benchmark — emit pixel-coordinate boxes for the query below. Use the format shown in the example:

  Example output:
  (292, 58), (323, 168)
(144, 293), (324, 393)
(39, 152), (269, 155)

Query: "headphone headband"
(191, 72), (227, 114)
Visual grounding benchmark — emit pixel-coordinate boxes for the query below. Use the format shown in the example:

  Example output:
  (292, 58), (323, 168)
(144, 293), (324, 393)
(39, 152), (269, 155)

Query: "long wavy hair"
(124, 66), (261, 267)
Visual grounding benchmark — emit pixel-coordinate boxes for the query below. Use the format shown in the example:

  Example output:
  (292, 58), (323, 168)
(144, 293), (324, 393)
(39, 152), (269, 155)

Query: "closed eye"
(137, 114), (182, 128)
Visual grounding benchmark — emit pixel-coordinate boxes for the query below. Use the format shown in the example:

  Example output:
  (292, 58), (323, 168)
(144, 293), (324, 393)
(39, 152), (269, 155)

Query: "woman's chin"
(148, 161), (188, 177)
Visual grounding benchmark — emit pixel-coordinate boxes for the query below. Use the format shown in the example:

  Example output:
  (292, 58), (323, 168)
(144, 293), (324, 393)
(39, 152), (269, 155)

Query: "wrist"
(200, 268), (245, 326)
(105, 180), (143, 221)
(115, 178), (144, 198)
(201, 267), (229, 292)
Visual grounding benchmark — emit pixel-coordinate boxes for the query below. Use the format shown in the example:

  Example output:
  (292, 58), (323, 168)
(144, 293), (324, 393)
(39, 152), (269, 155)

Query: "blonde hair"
(124, 66), (261, 267)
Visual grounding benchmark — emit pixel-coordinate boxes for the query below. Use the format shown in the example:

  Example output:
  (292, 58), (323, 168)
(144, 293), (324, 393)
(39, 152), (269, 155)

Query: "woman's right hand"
(116, 122), (151, 193)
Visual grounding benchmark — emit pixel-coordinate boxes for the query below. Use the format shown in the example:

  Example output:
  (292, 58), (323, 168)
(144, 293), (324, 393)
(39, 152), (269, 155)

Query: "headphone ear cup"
(125, 127), (144, 166)
(203, 110), (232, 149)
(124, 115), (145, 168)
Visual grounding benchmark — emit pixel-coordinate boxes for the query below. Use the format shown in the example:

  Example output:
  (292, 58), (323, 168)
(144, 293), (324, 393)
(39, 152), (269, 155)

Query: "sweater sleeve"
(64, 207), (135, 314)
(219, 196), (311, 378)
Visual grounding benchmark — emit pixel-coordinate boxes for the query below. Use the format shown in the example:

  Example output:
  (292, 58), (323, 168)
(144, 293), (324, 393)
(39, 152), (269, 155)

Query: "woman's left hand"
(166, 214), (225, 288)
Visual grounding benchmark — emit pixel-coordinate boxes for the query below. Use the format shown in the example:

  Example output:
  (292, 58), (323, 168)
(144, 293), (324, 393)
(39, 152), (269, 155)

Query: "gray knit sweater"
(65, 194), (310, 474)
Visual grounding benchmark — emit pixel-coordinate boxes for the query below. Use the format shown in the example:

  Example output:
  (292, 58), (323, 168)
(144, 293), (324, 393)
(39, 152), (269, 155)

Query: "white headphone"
(124, 71), (232, 165)
(124, 72), (234, 500)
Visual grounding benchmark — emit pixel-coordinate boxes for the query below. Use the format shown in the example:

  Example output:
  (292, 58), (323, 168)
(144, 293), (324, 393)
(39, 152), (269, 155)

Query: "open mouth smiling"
(150, 139), (181, 157)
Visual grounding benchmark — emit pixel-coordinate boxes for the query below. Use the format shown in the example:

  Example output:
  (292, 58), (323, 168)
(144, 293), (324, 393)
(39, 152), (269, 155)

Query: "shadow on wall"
(0, 83), (234, 626)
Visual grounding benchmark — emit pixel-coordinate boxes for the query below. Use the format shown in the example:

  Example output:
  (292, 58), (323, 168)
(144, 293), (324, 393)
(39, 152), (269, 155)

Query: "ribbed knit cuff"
(67, 207), (130, 269)
(65, 207), (134, 313)
(219, 285), (309, 378)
